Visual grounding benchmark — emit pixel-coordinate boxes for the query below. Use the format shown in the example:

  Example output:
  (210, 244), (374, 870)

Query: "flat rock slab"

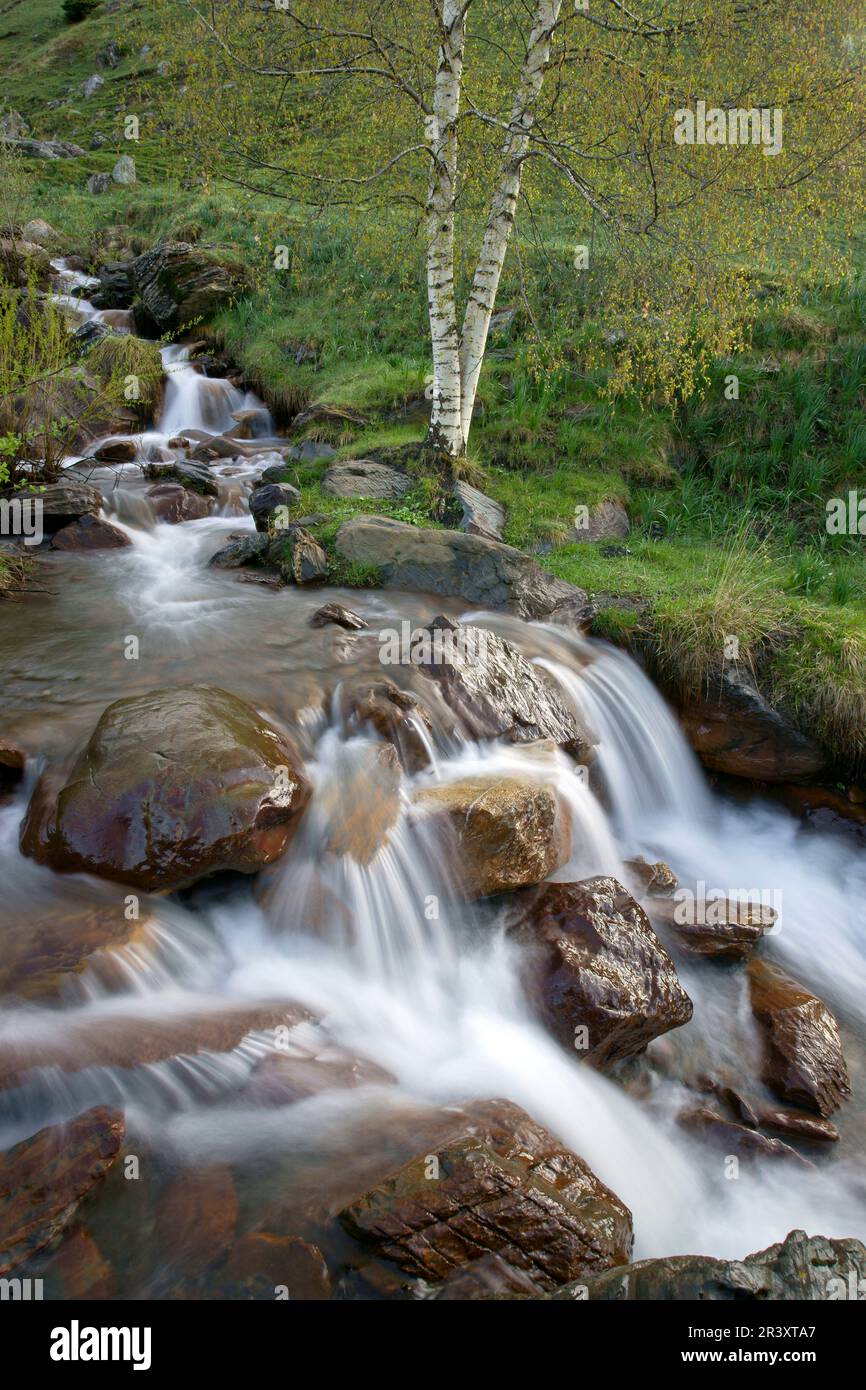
(0, 1107), (125, 1276)
(452, 481), (506, 540)
(335, 514), (585, 620)
(322, 461), (411, 500)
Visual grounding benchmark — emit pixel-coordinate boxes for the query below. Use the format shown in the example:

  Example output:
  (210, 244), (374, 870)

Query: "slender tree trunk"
(458, 0), (562, 447)
(425, 0), (466, 456)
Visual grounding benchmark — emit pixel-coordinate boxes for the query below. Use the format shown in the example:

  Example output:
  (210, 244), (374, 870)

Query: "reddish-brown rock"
(509, 876), (693, 1065)
(50, 513), (131, 551)
(678, 1106), (811, 1167)
(339, 1098), (633, 1290)
(156, 1167), (238, 1275)
(0, 1107), (125, 1275)
(20, 686), (311, 891)
(680, 670), (824, 782)
(147, 482), (214, 523)
(217, 1233), (331, 1299)
(747, 959), (850, 1117)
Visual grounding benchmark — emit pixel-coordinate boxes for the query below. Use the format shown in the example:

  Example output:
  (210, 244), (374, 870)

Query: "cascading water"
(3, 259), (865, 1294)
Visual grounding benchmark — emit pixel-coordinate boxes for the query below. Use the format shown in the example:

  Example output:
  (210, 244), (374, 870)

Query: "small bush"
(62, 0), (100, 22)
(87, 335), (164, 417)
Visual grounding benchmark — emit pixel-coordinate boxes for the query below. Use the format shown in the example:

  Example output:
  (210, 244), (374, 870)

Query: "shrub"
(62, 0), (100, 22)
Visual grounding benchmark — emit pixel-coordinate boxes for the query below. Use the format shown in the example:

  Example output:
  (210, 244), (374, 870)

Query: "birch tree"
(169, 0), (866, 458)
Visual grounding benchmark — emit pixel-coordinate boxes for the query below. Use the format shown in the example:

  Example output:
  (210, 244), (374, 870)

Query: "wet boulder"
(747, 959), (850, 1117)
(0, 1107), (125, 1276)
(678, 1107), (809, 1166)
(146, 482), (214, 523)
(412, 775), (571, 899)
(50, 514), (131, 551)
(508, 876), (693, 1064)
(340, 1098), (633, 1290)
(20, 685), (312, 891)
(414, 616), (591, 755)
(680, 669), (825, 782)
(562, 1229), (866, 1301)
(143, 459), (219, 496)
(334, 514), (586, 621)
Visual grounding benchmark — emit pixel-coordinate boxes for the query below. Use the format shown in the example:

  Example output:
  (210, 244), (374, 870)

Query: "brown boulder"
(0, 1002), (311, 1093)
(747, 959), (850, 1117)
(147, 482), (214, 523)
(508, 876), (693, 1064)
(413, 776), (571, 899)
(339, 1099), (632, 1289)
(757, 1109), (840, 1143)
(0, 1107), (125, 1275)
(20, 685), (311, 891)
(50, 513), (131, 551)
(680, 670), (824, 781)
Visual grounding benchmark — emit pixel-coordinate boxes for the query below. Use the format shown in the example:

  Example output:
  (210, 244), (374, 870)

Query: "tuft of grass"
(86, 334), (163, 416)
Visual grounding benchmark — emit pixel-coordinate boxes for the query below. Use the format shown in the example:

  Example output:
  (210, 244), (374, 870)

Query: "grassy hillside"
(3, 0), (866, 769)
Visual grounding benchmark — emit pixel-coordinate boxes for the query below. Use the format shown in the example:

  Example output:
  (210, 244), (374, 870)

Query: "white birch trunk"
(458, 0), (562, 447)
(425, 0), (466, 456)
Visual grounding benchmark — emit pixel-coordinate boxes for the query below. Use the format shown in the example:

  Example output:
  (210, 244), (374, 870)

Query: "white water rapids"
(2, 263), (864, 1288)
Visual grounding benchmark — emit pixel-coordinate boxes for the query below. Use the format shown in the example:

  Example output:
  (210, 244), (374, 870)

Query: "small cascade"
(158, 345), (270, 439)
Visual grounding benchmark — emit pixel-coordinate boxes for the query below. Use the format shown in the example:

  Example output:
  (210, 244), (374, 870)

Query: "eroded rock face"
(335, 514), (586, 621)
(747, 959), (850, 1117)
(0, 1107), (125, 1276)
(678, 1107), (808, 1166)
(275, 527), (328, 585)
(50, 514), (131, 551)
(560, 1229), (866, 1301)
(20, 686), (311, 891)
(680, 670), (825, 781)
(339, 1099), (633, 1290)
(414, 617), (591, 755)
(413, 776), (571, 899)
(131, 242), (250, 335)
(508, 877), (693, 1064)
